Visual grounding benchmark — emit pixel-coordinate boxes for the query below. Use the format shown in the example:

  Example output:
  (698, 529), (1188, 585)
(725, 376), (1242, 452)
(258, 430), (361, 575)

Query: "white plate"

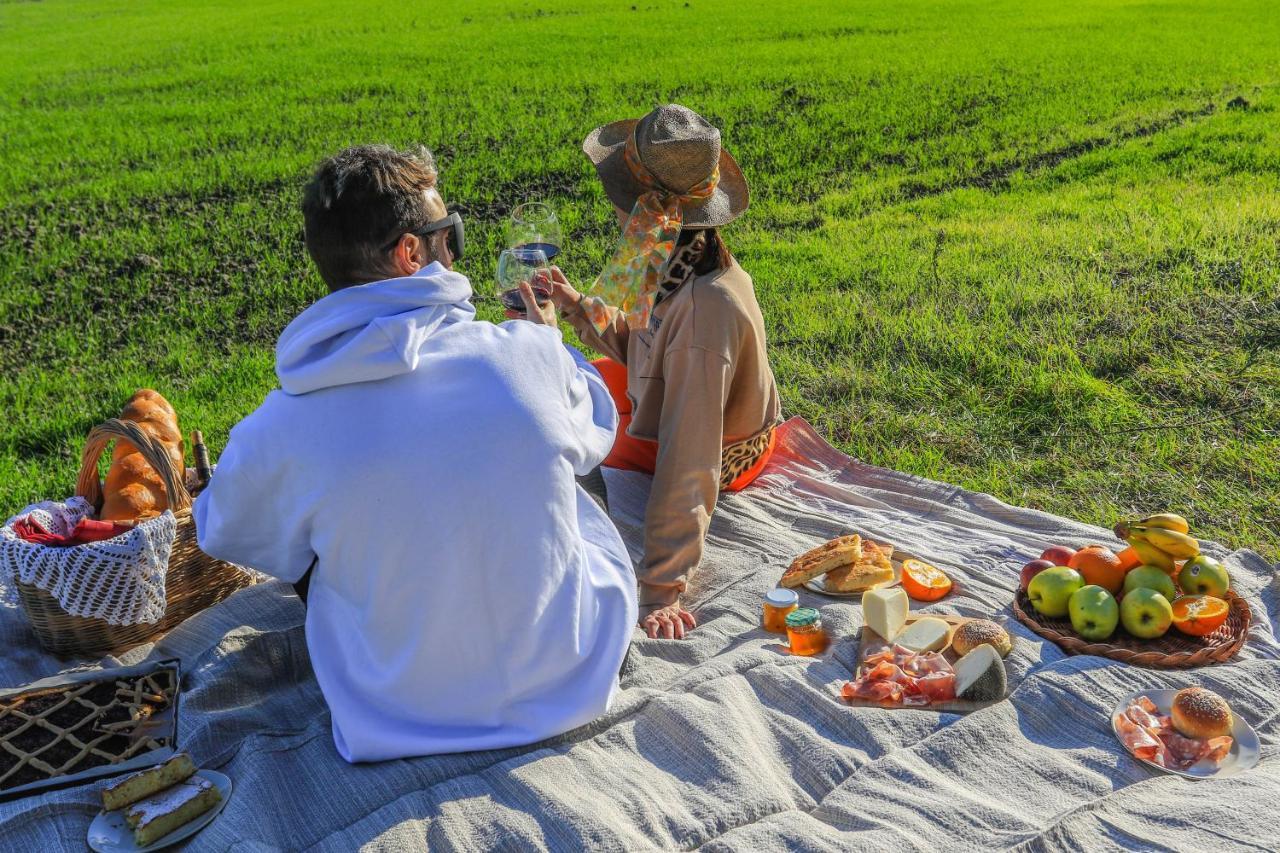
(1111, 689), (1260, 779)
(88, 769), (231, 852)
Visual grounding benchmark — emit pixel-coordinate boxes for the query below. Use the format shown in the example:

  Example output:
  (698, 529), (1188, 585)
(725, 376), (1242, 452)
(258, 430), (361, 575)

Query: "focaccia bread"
(781, 534), (862, 588)
(101, 389), (184, 521)
(824, 540), (894, 592)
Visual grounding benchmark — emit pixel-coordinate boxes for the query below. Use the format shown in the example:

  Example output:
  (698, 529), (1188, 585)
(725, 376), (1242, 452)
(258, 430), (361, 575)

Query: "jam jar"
(785, 607), (829, 656)
(763, 588), (800, 633)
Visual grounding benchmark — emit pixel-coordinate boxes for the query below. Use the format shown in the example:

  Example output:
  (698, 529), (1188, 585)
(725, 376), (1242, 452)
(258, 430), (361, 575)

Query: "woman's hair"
(675, 227), (732, 276)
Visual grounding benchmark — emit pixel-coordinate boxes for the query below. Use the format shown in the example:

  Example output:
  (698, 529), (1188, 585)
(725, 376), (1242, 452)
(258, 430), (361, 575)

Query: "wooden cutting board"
(842, 614), (1011, 713)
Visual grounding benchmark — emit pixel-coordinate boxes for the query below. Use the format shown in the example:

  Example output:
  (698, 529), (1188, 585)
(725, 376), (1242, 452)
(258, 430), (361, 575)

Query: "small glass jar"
(762, 588), (800, 633)
(785, 607), (828, 656)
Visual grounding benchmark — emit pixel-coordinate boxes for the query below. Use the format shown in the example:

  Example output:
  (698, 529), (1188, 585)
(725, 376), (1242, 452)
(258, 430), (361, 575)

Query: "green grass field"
(2, 0), (1277, 559)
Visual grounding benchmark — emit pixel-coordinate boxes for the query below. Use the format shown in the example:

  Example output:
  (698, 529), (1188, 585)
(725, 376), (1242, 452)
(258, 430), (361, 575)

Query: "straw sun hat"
(582, 104), (749, 228)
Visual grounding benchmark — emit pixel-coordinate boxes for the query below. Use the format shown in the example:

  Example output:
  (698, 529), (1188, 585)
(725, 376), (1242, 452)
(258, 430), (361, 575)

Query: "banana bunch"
(1113, 513), (1199, 573)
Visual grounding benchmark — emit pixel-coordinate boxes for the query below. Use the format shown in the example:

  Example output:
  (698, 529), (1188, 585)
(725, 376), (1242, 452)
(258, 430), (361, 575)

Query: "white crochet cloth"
(0, 497), (177, 625)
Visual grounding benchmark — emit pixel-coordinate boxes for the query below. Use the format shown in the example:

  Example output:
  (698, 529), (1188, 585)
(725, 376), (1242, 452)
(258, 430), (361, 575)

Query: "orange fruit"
(901, 560), (952, 601)
(1068, 545), (1126, 595)
(1171, 595), (1229, 636)
(1116, 546), (1143, 572)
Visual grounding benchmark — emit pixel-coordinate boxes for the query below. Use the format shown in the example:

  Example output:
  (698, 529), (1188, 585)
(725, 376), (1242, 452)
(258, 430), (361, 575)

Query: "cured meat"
(842, 647), (957, 707)
(1114, 696), (1233, 771)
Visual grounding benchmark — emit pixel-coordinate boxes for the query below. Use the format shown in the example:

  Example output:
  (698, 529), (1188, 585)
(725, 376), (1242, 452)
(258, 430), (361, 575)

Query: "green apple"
(1122, 566), (1176, 602)
(1178, 555), (1230, 597)
(1028, 566), (1084, 618)
(1120, 588), (1173, 639)
(1069, 585), (1119, 641)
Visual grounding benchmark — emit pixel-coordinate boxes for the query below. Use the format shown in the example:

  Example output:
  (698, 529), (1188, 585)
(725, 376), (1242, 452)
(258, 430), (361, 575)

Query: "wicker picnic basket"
(1012, 587), (1250, 669)
(14, 419), (257, 658)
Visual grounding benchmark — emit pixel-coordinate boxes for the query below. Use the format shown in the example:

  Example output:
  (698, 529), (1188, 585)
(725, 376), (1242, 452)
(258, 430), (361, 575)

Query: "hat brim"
(582, 118), (749, 228)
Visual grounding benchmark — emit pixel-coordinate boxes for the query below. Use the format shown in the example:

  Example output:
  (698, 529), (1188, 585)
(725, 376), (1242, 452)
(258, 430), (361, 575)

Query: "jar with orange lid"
(785, 607), (828, 656)
(762, 588), (799, 633)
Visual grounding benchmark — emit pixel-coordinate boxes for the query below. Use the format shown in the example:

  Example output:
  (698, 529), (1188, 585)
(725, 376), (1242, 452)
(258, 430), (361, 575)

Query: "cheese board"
(841, 611), (1014, 713)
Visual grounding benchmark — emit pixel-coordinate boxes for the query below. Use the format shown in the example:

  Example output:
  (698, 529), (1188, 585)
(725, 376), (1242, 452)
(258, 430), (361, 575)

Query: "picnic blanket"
(1, 417), (1276, 851)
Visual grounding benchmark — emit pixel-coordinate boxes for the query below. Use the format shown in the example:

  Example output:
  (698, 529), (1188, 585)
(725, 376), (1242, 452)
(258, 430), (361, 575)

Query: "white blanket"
(0, 418), (1276, 851)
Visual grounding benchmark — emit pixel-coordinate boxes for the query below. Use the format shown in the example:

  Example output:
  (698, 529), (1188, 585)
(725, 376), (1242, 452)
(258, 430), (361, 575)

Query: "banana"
(1135, 513), (1190, 534)
(1132, 525), (1200, 559)
(1129, 538), (1178, 574)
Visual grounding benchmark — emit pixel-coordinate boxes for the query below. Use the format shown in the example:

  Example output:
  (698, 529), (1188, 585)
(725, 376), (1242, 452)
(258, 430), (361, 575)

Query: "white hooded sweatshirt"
(194, 262), (637, 762)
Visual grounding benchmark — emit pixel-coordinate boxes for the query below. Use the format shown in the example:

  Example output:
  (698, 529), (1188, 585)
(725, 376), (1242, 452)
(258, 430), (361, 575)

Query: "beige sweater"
(564, 261), (780, 615)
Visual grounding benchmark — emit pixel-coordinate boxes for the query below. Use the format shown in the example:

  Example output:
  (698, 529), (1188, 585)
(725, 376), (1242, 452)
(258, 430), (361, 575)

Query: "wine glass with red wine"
(496, 247), (553, 313)
(507, 202), (562, 262)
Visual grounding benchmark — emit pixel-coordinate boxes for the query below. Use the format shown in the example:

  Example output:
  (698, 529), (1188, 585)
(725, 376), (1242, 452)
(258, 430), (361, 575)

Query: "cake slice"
(101, 752), (196, 812)
(824, 541), (894, 592)
(126, 777), (221, 847)
(781, 534), (862, 588)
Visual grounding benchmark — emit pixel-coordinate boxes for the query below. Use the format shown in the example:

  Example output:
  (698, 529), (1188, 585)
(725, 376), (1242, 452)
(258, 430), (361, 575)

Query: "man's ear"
(391, 233), (426, 276)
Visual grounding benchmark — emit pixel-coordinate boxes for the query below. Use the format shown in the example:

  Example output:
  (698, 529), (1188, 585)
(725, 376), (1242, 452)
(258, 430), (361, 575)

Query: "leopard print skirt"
(719, 426), (777, 490)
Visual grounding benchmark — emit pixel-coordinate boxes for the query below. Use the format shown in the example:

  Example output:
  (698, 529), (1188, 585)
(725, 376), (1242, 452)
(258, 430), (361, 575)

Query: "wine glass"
(496, 247), (552, 313)
(507, 202), (562, 262)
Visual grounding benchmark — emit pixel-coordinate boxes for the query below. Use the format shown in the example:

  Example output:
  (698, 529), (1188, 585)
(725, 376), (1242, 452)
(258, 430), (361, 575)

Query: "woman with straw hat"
(514, 104), (780, 640)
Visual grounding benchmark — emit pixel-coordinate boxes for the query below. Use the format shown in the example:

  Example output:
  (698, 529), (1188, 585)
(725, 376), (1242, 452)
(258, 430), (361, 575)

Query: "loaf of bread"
(100, 390), (184, 521)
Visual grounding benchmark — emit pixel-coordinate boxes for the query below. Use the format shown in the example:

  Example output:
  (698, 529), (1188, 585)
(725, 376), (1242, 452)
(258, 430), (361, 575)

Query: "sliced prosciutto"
(1113, 696), (1233, 771)
(842, 645), (957, 706)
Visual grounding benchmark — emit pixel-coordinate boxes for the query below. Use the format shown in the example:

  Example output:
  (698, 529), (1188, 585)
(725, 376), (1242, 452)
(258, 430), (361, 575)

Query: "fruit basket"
(1012, 588), (1250, 669)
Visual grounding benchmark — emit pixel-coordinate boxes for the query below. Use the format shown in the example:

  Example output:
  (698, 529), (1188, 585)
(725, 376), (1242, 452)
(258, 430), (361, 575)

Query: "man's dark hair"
(301, 144), (439, 289)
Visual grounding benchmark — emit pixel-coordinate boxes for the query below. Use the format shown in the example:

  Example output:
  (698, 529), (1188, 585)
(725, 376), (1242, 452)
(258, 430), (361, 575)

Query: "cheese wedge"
(953, 644), (1006, 702)
(896, 617), (950, 653)
(862, 588), (908, 643)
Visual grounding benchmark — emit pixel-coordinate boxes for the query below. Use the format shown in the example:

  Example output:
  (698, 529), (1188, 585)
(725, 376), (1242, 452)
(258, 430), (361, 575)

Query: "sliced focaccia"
(781, 534), (862, 588)
(824, 540), (894, 592)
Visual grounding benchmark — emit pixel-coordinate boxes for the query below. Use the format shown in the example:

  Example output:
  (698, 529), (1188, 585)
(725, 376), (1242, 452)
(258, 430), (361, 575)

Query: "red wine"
(500, 285), (552, 312)
(515, 242), (560, 261)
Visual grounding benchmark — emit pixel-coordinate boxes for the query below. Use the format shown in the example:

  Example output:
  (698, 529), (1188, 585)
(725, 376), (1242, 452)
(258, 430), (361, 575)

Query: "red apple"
(1040, 545), (1076, 566)
(1020, 559), (1055, 591)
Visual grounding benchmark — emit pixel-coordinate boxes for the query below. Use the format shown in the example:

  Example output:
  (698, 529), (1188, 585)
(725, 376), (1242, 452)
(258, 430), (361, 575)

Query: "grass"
(1, 0), (1277, 560)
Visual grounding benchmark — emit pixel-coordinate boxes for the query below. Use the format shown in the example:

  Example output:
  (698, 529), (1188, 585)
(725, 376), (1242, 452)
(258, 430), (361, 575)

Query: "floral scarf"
(581, 130), (719, 332)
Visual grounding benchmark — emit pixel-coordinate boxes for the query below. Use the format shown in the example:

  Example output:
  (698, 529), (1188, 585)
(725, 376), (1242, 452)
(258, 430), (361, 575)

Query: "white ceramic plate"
(88, 769), (231, 852)
(1111, 689), (1260, 779)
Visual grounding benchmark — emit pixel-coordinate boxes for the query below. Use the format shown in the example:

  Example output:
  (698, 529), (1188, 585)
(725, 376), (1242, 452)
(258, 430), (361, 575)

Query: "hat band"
(579, 131), (720, 333)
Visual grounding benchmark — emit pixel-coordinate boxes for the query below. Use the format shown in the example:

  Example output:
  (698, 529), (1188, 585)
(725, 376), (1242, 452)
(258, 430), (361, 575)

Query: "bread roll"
(100, 390), (184, 521)
(952, 619), (1013, 658)
(1171, 687), (1232, 740)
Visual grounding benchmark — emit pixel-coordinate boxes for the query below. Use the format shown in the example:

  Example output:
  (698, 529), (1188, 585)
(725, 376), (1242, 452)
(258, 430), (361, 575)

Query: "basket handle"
(75, 419), (191, 513)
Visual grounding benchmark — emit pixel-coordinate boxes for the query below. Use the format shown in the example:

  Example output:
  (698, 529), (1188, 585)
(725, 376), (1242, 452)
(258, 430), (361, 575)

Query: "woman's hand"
(545, 266), (581, 311)
(505, 278), (558, 326)
(640, 602), (697, 639)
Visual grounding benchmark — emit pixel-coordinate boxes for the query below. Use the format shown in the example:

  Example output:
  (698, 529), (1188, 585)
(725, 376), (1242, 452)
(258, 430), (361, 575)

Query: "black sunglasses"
(382, 211), (465, 261)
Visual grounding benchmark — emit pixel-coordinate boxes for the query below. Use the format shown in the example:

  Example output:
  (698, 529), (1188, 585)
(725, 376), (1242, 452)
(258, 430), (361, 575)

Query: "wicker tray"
(1012, 588), (1250, 669)
(15, 419), (258, 659)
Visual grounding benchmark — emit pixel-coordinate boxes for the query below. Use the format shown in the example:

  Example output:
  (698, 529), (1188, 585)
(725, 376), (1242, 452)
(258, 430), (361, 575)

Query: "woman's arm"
(548, 268), (633, 364)
(637, 345), (732, 616)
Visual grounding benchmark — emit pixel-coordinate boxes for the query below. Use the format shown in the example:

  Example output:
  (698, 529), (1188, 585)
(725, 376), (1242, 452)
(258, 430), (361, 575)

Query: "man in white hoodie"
(194, 145), (638, 762)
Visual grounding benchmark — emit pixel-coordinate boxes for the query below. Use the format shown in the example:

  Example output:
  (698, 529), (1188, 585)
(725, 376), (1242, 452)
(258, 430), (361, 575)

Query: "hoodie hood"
(276, 263), (475, 395)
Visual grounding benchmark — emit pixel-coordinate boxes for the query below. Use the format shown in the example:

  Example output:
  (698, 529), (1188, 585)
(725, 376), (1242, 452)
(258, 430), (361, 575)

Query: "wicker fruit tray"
(1012, 589), (1250, 669)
